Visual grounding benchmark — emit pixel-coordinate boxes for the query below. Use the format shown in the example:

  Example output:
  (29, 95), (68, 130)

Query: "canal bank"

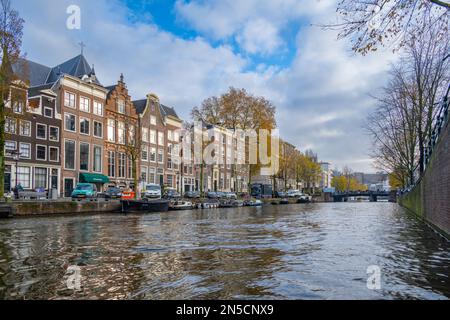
(0, 200), (122, 218)
(398, 100), (450, 238)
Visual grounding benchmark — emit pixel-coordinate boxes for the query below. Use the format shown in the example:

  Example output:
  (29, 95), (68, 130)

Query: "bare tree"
(0, 0), (24, 199)
(324, 0), (449, 54)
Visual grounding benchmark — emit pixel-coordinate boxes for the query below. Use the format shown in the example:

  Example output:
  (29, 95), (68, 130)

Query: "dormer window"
(118, 100), (125, 114)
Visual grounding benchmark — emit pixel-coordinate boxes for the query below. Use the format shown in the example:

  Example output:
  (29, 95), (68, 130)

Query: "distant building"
(319, 162), (333, 189)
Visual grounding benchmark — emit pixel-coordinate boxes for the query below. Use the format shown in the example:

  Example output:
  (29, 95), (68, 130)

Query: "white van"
(143, 184), (162, 199)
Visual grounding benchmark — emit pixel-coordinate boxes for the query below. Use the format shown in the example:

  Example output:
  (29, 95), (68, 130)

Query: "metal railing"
(402, 84), (450, 194)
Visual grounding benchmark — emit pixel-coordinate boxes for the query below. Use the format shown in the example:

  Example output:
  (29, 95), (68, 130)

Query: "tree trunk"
(133, 157), (138, 199)
(200, 164), (204, 198)
(0, 100), (5, 199)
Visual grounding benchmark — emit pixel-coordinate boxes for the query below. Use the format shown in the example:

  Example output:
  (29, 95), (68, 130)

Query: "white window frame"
(107, 119), (116, 143)
(49, 146), (60, 163)
(64, 91), (76, 108)
(93, 145), (103, 173)
(5, 141), (17, 157)
(118, 99), (126, 114)
(79, 142), (90, 172)
(142, 127), (149, 143)
(44, 107), (53, 118)
(79, 117), (90, 136)
(36, 144), (47, 161)
(64, 139), (77, 171)
(93, 121), (103, 138)
(79, 96), (90, 113)
(150, 147), (156, 163)
(19, 143), (31, 160)
(64, 113), (77, 133)
(141, 146), (149, 162)
(150, 130), (156, 144)
(19, 120), (31, 137)
(93, 101), (103, 116)
(36, 123), (47, 140)
(150, 116), (157, 126)
(49, 126), (60, 142)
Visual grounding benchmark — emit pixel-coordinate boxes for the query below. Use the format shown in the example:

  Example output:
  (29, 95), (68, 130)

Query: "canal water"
(0, 203), (449, 300)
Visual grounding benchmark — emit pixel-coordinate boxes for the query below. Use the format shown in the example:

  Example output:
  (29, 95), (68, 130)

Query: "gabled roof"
(132, 99), (181, 122)
(12, 54), (101, 87)
(28, 83), (56, 98)
(160, 104), (180, 120)
(46, 54), (100, 85)
(132, 99), (147, 114)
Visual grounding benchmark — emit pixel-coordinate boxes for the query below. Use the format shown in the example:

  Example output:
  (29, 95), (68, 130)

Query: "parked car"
(216, 192), (226, 199)
(143, 184), (162, 199)
(287, 190), (302, 198)
(275, 191), (287, 198)
(104, 187), (123, 199)
(184, 191), (200, 199)
(207, 192), (219, 199)
(71, 183), (97, 199)
(224, 192), (237, 199)
(164, 188), (181, 199)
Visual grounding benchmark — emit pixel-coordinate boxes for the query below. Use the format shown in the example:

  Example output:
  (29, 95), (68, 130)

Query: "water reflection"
(0, 203), (449, 300)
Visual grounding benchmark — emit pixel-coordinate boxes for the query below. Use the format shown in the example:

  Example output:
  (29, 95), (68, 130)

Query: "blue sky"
(13, 0), (398, 172)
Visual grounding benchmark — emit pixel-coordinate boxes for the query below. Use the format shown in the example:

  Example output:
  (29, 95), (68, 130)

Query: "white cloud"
(13, 0), (398, 172)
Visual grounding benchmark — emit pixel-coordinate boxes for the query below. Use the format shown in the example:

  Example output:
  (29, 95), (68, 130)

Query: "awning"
(79, 173), (110, 184)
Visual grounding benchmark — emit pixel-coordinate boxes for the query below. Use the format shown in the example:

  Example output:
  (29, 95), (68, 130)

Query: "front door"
(51, 169), (58, 190)
(64, 179), (74, 198)
(159, 175), (164, 186)
(4, 173), (11, 193)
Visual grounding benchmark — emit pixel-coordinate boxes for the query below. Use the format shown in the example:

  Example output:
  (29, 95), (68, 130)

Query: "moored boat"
(169, 200), (194, 211)
(244, 199), (263, 207)
(121, 199), (169, 213)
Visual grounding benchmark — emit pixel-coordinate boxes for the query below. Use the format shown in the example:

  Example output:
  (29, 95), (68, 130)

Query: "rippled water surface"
(0, 203), (449, 300)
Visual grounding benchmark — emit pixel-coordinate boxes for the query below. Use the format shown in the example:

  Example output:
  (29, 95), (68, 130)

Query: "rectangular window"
(108, 151), (116, 177)
(141, 146), (148, 161)
(13, 101), (24, 114)
(80, 143), (90, 171)
(128, 156), (133, 179)
(36, 145), (47, 161)
(158, 132), (164, 146)
(118, 153), (126, 178)
(49, 147), (59, 162)
(64, 92), (76, 108)
(167, 174), (174, 188)
(118, 121), (125, 144)
(142, 128), (149, 142)
(141, 166), (148, 182)
(5, 141), (16, 157)
(168, 130), (173, 141)
(44, 107), (53, 118)
(174, 131), (179, 142)
(65, 114), (76, 132)
(107, 119), (115, 142)
(149, 168), (156, 184)
(93, 121), (103, 138)
(158, 148), (164, 164)
(93, 146), (102, 173)
(64, 140), (76, 170)
(49, 126), (59, 142)
(150, 147), (156, 162)
(34, 168), (47, 189)
(5, 118), (16, 134)
(93, 101), (103, 116)
(80, 118), (90, 135)
(150, 130), (156, 144)
(20, 121), (31, 136)
(128, 125), (135, 145)
(17, 167), (31, 189)
(150, 116), (156, 125)
(36, 123), (47, 140)
(118, 100), (125, 114)
(80, 96), (90, 112)
(19, 143), (31, 159)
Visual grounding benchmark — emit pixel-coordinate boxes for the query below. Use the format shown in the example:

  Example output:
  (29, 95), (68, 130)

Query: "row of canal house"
(4, 52), (247, 197)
